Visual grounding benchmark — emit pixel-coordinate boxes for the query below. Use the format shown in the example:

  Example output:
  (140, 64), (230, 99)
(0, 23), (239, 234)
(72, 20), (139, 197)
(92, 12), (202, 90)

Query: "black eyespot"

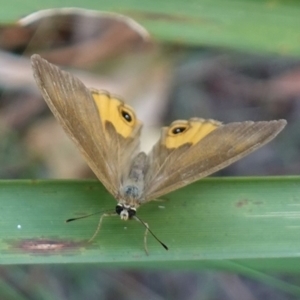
(172, 127), (186, 134)
(115, 205), (123, 215)
(121, 110), (132, 122)
(128, 209), (136, 218)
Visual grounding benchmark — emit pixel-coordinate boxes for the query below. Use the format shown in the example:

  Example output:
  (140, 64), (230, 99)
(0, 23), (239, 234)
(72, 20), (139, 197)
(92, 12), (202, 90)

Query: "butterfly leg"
(133, 215), (167, 254)
(88, 212), (117, 243)
(152, 198), (168, 202)
(143, 222), (150, 256)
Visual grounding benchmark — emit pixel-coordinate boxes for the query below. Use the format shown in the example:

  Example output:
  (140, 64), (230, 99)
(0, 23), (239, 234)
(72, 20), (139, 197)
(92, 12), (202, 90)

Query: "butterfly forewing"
(144, 119), (286, 201)
(31, 55), (142, 199)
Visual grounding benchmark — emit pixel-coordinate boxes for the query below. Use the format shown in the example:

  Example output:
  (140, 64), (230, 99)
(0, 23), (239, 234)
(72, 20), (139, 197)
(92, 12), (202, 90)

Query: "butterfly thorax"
(117, 152), (148, 217)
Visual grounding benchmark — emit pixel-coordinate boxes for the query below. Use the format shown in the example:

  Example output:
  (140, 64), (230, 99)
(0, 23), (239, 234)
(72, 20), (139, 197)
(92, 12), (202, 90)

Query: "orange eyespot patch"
(91, 90), (138, 138)
(164, 118), (221, 148)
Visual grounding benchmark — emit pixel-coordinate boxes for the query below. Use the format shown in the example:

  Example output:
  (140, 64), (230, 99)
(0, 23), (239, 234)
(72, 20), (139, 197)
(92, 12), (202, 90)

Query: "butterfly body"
(31, 54), (287, 252)
(116, 152), (147, 219)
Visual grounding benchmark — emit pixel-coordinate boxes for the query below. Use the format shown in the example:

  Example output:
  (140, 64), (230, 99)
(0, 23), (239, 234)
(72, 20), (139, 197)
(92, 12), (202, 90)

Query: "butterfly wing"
(31, 54), (142, 198)
(143, 118), (286, 201)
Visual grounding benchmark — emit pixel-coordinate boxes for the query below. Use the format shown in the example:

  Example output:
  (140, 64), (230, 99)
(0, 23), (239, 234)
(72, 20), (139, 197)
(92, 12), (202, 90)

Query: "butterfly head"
(116, 203), (137, 221)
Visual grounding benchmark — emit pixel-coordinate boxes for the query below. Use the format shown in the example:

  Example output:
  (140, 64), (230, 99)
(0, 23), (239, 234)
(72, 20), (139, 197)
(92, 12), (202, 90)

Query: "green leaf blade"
(0, 177), (299, 270)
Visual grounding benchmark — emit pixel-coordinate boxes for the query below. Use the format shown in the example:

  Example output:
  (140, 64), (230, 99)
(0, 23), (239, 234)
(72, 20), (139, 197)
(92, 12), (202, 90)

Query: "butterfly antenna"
(66, 211), (105, 223)
(134, 215), (168, 251)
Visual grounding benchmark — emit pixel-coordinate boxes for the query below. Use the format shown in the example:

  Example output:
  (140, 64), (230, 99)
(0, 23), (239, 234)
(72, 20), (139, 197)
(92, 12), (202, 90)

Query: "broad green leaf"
(1, 1), (300, 56)
(0, 177), (299, 271)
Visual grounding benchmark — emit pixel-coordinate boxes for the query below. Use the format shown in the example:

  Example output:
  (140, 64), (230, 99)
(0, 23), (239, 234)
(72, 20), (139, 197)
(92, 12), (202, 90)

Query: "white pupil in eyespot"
(172, 127), (186, 134)
(122, 110), (132, 122)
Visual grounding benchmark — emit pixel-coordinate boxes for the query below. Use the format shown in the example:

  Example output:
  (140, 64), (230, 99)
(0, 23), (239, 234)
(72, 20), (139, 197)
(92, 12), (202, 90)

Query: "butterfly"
(31, 54), (286, 254)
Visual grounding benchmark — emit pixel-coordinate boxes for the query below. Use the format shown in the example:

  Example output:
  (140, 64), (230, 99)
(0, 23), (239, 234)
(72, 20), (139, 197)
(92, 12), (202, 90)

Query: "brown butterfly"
(31, 54), (286, 254)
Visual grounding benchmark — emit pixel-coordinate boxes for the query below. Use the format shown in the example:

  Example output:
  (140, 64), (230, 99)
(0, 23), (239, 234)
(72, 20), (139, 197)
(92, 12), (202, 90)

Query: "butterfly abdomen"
(120, 152), (148, 205)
